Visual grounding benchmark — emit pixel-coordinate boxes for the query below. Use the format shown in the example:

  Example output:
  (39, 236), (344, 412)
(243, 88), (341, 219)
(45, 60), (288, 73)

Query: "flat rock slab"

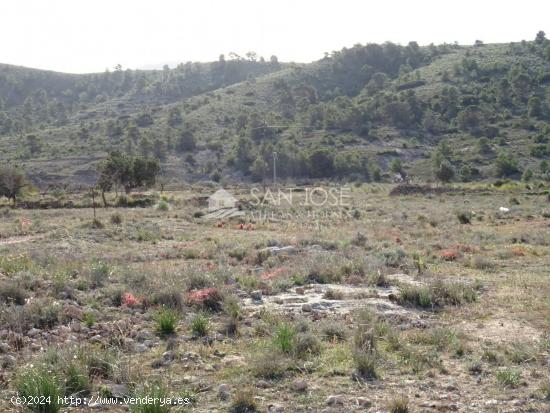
(243, 277), (421, 320)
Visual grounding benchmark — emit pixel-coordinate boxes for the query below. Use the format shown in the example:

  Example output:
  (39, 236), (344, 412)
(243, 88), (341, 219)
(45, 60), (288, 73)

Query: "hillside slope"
(1, 34), (550, 188)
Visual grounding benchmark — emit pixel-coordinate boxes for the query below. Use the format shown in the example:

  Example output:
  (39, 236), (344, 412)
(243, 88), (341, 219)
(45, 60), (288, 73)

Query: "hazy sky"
(2, 0), (549, 73)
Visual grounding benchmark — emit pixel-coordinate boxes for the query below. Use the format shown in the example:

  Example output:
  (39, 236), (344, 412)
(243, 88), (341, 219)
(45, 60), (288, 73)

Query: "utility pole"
(91, 187), (96, 219)
(272, 151), (278, 186)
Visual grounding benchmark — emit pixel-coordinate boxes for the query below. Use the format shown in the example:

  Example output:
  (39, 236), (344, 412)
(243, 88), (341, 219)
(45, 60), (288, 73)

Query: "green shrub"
(228, 248), (247, 261)
(399, 280), (479, 308)
(156, 200), (169, 211)
(0, 281), (27, 305)
(456, 211), (472, 224)
(320, 321), (347, 342)
(154, 307), (180, 336)
(400, 348), (442, 373)
(399, 285), (433, 308)
(191, 313), (209, 337)
(294, 332), (322, 358)
(151, 291), (184, 310)
(82, 312), (96, 328)
(89, 260), (112, 288)
(251, 353), (288, 380)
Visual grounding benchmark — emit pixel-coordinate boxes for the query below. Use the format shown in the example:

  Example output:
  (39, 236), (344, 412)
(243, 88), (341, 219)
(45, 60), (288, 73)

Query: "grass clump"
(496, 369), (521, 388)
(323, 288), (344, 300)
(17, 366), (64, 413)
(190, 313), (209, 337)
(399, 285), (433, 308)
(230, 388), (257, 413)
(130, 382), (170, 413)
(0, 281), (27, 305)
(352, 321), (379, 380)
(89, 260), (112, 288)
(320, 321), (347, 342)
(399, 280), (479, 308)
(154, 307), (180, 336)
(388, 395), (409, 413)
(294, 332), (322, 358)
(274, 323), (295, 354)
(65, 362), (91, 395)
(251, 353), (288, 380)
(110, 213), (122, 225)
(156, 200), (169, 211)
(151, 291), (184, 310)
(82, 312), (96, 328)
(353, 349), (379, 380)
(540, 380), (550, 401)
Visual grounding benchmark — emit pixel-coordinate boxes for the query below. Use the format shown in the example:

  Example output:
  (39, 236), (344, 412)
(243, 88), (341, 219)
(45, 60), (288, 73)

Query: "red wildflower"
(122, 293), (140, 308)
(187, 288), (223, 311)
(440, 249), (458, 261)
(511, 247), (525, 257)
(260, 267), (286, 280)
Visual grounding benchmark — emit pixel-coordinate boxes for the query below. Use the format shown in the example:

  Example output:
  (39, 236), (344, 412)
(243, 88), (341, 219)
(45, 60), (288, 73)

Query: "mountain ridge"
(1, 34), (550, 188)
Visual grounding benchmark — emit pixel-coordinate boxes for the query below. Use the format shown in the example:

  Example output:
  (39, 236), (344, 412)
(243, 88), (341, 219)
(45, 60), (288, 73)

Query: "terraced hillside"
(1, 34), (550, 188)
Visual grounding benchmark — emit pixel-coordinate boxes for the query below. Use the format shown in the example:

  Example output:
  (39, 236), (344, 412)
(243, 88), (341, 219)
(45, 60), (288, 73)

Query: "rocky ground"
(0, 184), (549, 412)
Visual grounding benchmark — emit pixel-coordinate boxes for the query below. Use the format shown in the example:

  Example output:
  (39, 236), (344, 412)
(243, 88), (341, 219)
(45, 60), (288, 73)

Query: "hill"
(1, 33), (550, 188)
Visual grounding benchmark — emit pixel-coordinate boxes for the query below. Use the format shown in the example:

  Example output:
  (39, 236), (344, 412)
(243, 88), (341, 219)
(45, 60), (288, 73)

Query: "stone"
(0, 343), (10, 353)
(2, 354), (16, 368)
(326, 395), (345, 406)
(356, 397), (372, 408)
(108, 383), (128, 398)
(295, 287), (305, 295)
(301, 304), (312, 312)
(162, 351), (176, 361)
(268, 404), (285, 412)
(292, 379), (308, 392)
(135, 343), (148, 353)
(136, 330), (153, 342)
(222, 355), (246, 367)
(256, 380), (271, 388)
(27, 328), (41, 337)
(250, 290), (263, 301)
(182, 375), (199, 384)
(217, 384), (230, 401)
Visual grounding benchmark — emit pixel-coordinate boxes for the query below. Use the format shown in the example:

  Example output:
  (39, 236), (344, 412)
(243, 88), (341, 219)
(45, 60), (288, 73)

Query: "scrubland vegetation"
(0, 183), (548, 412)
